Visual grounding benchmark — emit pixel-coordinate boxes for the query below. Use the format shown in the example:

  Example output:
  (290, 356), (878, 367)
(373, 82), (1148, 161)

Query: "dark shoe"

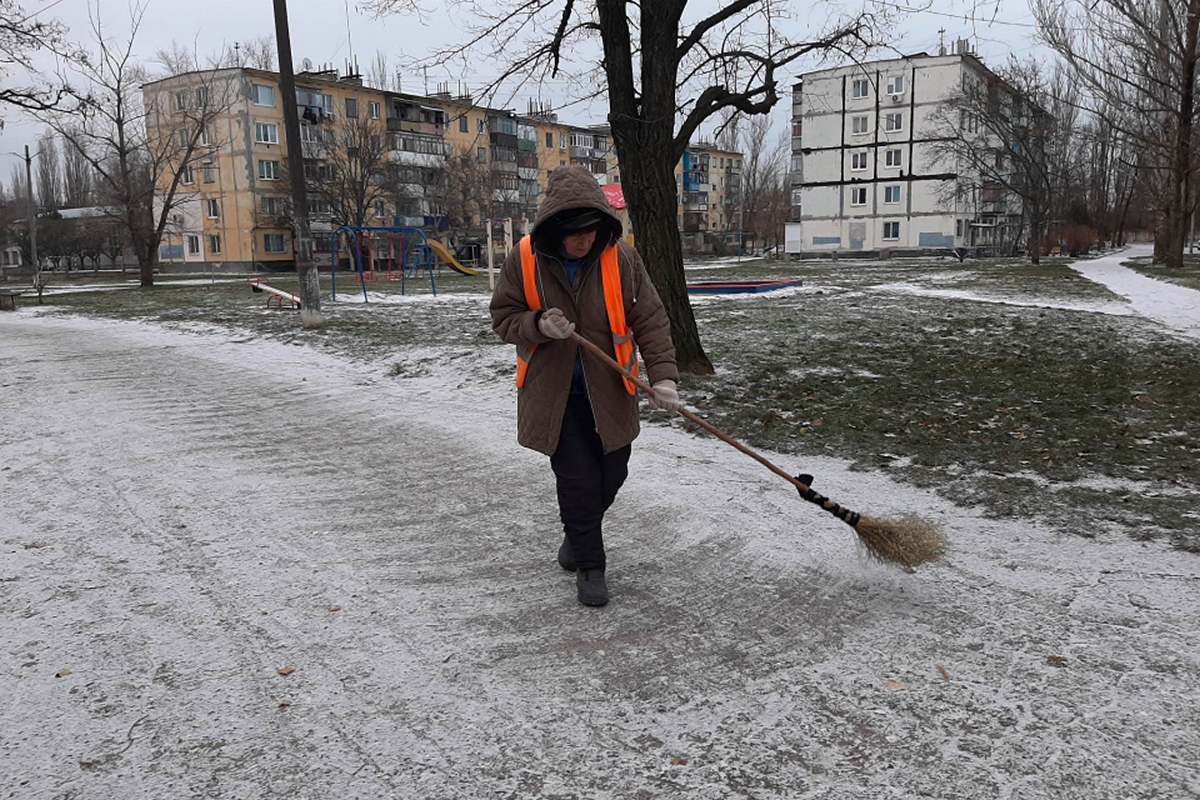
(557, 537), (577, 572)
(576, 569), (609, 606)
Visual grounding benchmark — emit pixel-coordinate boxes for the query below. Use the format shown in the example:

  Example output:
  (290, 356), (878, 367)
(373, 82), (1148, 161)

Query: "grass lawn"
(37, 258), (1200, 552)
(1123, 254), (1200, 291)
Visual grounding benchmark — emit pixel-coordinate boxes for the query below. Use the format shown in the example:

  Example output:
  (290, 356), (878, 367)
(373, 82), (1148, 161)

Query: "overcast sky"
(0, 0), (1045, 183)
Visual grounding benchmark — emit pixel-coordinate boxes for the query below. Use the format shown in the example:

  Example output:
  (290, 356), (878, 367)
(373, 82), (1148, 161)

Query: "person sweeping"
(490, 165), (681, 607)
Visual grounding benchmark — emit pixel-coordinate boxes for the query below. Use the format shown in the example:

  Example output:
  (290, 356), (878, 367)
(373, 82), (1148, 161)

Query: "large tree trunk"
(1167, 0), (1199, 268)
(138, 247), (155, 287)
(618, 145), (713, 375)
(596, 0), (714, 376)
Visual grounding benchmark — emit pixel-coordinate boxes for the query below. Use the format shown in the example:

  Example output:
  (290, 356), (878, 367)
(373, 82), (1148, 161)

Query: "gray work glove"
(537, 307), (576, 340)
(649, 379), (682, 413)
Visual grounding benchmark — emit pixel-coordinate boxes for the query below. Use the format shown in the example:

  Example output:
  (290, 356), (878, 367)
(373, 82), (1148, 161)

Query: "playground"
(2, 246), (1199, 798)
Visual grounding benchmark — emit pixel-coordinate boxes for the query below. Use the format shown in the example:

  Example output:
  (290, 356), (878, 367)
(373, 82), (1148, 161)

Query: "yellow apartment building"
(144, 66), (740, 269)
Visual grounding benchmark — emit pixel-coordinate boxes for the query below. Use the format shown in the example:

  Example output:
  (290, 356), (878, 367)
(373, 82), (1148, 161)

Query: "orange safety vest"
(515, 235), (639, 395)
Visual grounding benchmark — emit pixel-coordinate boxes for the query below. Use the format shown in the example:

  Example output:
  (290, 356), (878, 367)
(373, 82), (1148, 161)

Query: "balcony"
(490, 131), (518, 148)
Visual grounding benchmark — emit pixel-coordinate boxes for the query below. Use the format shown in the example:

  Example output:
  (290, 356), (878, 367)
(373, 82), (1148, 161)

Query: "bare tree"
(928, 57), (1058, 263)
(368, 0), (879, 373)
(240, 35), (277, 71)
(35, 131), (62, 211)
(366, 50), (390, 91)
(292, 112), (394, 230)
(0, 0), (81, 124)
(61, 128), (94, 208)
(738, 115), (787, 252)
(1034, 0), (1200, 267)
(38, 6), (237, 286)
(440, 142), (496, 231)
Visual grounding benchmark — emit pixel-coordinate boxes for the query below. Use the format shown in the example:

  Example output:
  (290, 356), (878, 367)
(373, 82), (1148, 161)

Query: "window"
(546, 131), (553, 147)
(258, 160), (280, 180)
(885, 148), (903, 168)
(883, 221), (900, 240)
(887, 75), (905, 95)
(253, 84), (275, 106)
(255, 122), (279, 144)
(477, 118), (485, 134)
(205, 198), (220, 219)
(956, 219), (963, 237)
(202, 161), (216, 183)
(851, 187), (867, 206)
(851, 151), (868, 171)
(208, 234), (222, 255)
(181, 165), (194, 185)
(199, 127), (212, 147)
(186, 235), (201, 256)
(263, 233), (286, 253)
(477, 147), (487, 162)
(369, 101), (380, 120)
(884, 185), (901, 204)
(560, 133), (566, 150)
(791, 188), (803, 206)
(178, 129), (189, 148)
(852, 78), (870, 99)
(262, 196), (283, 216)
(374, 200), (386, 218)
(196, 86), (208, 107)
(345, 98), (358, 118)
(174, 91), (187, 111)
(885, 113), (903, 132)
(852, 115), (869, 135)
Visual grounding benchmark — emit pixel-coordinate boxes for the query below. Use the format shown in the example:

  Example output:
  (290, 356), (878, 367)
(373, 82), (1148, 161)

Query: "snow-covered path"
(2, 314), (1199, 799)
(1071, 244), (1200, 339)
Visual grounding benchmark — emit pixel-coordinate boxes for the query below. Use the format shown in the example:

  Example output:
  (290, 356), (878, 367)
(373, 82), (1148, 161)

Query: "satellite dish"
(301, 58), (313, 71)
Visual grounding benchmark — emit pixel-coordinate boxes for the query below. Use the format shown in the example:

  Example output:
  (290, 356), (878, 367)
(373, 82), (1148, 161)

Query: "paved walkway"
(2, 314), (1198, 798)
(1071, 244), (1200, 340)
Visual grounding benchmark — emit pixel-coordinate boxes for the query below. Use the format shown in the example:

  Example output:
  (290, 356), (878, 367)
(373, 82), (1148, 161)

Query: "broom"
(569, 332), (946, 569)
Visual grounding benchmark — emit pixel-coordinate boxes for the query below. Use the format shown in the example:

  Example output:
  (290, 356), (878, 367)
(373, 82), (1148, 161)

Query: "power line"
(16, 0), (69, 25)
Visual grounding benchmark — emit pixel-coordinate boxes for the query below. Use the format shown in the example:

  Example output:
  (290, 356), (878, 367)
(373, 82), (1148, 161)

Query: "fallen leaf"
(884, 680), (909, 692)
(55, 668), (72, 678)
(937, 665), (950, 681)
(276, 666), (296, 676)
(966, 643), (984, 652)
(329, 605), (342, 612)
(24, 542), (47, 550)
(1046, 655), (1068, 668)
(670, 757), (688, 766)
(279, 700), (292, 708)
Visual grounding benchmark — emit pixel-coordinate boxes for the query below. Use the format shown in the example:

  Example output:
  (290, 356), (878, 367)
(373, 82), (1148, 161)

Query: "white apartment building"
(790, 47), (1019, 255)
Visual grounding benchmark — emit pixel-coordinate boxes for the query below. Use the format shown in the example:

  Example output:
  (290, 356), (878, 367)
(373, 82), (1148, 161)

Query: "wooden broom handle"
(568, 332), (811, 492)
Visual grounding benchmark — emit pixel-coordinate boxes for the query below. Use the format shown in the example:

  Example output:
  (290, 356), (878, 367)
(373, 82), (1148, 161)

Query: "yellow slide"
(427, 239), (479, 276)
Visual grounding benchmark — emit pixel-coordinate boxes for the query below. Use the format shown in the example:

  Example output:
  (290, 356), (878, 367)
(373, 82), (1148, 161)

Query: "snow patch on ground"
(881, 282), (1136, 317)
(1070, 244), (1200, 339)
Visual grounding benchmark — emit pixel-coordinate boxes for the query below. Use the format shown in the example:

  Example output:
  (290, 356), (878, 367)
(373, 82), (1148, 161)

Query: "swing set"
(329, 225), (442, 302)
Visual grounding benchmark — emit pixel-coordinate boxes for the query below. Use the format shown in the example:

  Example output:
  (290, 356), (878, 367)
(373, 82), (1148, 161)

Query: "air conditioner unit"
(889, 93), (904, 103)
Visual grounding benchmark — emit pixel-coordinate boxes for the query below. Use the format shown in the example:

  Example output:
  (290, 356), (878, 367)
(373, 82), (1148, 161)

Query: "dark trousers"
(550, 393), (631, 571)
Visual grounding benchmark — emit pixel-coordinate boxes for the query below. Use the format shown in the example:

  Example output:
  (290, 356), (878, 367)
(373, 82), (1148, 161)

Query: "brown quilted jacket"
(490, 165), (679, 455)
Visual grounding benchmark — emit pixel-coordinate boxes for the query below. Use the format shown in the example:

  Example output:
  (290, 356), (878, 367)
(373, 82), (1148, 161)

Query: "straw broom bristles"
(853, 514), (947, 568)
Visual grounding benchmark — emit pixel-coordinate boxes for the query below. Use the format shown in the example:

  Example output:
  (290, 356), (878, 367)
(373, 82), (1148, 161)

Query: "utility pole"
(24, 145), (42, 303)
(273, 0), (325, 328)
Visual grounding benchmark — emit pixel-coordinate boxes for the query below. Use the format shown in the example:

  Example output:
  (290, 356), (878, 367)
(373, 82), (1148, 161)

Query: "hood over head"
(531, 165), (623, 253)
